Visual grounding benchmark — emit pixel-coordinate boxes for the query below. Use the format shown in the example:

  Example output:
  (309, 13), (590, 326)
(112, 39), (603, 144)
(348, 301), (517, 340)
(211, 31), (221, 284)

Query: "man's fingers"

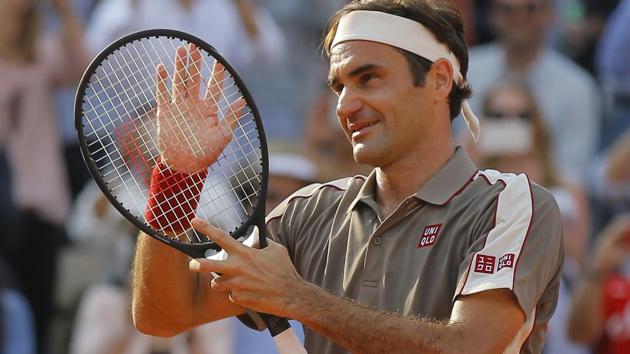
(155, 63), (169, 107)
(204, 61), (225, 112)
(172, 46), (188, 100)
(187, 43), (202, 98)
(191, 217), (243, 254)
(189, 258), (232, 274)
(225, 98), (247, 132)
(264, 237), (283, 249)
(210, 274), (238, 292)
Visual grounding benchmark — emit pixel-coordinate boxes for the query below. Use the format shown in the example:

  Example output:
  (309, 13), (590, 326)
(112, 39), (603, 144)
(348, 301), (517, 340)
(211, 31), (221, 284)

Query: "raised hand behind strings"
(155, 43), (246, 174)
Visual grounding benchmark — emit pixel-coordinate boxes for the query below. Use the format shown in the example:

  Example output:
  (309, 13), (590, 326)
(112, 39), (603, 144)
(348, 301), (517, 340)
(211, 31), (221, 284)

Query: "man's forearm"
(132, 233), (241, 336)
(132, 233), (202, 335)
(288, 282), (466, 354)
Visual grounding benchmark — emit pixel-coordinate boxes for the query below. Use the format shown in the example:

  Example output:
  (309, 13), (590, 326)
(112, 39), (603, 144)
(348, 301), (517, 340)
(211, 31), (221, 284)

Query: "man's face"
(327, 41), (435, 167)
(491, 0), (552, 49)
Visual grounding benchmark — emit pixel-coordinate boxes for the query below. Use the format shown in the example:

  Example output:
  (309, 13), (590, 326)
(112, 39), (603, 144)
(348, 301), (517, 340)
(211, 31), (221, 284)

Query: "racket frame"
(75, 29), (270, 260)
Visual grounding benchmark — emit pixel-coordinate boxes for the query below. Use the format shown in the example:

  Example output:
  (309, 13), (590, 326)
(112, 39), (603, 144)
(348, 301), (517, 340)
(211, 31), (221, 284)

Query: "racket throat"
(259, 312), (291, 337)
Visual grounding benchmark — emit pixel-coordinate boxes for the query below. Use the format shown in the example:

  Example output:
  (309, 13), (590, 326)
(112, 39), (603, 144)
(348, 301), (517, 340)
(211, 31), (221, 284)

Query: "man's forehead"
(329, 41), (399, 68)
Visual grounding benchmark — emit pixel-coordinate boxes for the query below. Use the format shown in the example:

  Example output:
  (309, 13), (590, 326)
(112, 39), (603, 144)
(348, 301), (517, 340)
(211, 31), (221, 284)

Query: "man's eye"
(359, 73), (377, 85)
(333, 84), (344, 95)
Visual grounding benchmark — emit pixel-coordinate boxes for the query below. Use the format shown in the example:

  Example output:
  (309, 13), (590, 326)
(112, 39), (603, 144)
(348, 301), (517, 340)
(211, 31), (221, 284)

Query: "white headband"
(331, 10), (480, 142)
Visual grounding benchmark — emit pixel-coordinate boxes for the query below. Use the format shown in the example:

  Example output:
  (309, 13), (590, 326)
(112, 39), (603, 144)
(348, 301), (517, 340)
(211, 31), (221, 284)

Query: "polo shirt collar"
(346, 147), (478, 213)
(413, 147), (478, 206)
(346, 170), (378, 214)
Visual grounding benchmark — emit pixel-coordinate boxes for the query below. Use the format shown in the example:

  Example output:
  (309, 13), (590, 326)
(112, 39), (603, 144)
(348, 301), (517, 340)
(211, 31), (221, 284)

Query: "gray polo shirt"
(266, 147), (564, 354)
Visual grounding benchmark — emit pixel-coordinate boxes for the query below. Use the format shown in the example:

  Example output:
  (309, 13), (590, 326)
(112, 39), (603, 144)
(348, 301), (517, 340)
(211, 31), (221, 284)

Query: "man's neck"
(375, 141), (455, 219)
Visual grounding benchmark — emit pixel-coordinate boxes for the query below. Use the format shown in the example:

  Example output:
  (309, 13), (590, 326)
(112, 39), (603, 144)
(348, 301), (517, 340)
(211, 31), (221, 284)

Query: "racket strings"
(144, 40), (260, 240)
(82, 36), (264, 244)
(144, 44), (260, 238)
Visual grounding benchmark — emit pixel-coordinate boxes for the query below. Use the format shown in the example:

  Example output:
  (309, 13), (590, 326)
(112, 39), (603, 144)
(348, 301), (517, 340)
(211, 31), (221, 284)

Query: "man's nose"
(336, 88), (363, 120)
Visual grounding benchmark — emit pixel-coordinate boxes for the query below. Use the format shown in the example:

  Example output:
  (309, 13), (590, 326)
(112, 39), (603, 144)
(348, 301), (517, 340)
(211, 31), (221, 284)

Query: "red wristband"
(145, 160), (208, 232)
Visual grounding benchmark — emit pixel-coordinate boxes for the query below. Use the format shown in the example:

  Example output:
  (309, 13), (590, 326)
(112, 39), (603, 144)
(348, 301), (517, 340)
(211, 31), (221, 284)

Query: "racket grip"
(259, 313), (291, 336)
(273, 326), (309, 354)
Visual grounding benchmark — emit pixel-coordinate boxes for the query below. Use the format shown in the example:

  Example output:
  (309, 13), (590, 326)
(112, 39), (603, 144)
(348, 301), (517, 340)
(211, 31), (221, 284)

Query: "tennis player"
(132, 1), (564, 353)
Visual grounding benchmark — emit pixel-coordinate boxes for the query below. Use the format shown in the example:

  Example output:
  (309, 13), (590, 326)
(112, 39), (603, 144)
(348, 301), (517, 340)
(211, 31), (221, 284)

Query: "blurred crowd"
(0, 0), (628, 353)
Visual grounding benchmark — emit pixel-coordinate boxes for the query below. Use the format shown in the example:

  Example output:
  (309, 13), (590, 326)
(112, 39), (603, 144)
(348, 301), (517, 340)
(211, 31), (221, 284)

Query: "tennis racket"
(75, 29), (306, 354)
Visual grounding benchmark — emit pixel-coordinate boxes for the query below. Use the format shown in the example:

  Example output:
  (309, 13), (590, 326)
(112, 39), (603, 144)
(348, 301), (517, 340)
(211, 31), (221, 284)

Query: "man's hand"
(188, 218), (304, 317)
(156, 44), (246, 174)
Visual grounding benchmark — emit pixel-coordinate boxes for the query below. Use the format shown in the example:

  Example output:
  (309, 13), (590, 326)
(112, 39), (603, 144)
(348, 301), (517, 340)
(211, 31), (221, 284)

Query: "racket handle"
(273, 326), (309, 354)
(259, 313), (291, 336)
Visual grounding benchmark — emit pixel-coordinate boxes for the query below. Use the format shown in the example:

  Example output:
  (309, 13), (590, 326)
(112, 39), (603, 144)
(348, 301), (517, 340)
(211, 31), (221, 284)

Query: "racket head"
(75, 29), (269, 258)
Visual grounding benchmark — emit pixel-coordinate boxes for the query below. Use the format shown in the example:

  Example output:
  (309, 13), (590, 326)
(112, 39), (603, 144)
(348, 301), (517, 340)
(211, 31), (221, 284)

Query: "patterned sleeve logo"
(474, 254), (496, 274)
(498, 253), (515, 271)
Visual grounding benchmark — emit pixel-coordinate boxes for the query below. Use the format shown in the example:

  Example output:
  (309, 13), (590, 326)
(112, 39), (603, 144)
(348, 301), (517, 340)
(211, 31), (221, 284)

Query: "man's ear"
(432, 59), (453, 100)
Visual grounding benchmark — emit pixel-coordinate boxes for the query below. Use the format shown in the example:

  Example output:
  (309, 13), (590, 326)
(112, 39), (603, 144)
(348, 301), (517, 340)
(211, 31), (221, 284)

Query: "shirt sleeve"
(265, 183), (324, 257)
(236, 183), (325, 332)
(454, 174), (564, 317)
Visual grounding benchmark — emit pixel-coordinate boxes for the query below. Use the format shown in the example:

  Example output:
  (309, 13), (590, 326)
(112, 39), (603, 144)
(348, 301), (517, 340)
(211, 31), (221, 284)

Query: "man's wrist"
(285, 280), (328, 321)
(145, 160), (208, 232)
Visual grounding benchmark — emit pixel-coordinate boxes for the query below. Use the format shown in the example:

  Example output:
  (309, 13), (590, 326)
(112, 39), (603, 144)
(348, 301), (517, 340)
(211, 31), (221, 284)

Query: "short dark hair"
(323, 0), (473, 121)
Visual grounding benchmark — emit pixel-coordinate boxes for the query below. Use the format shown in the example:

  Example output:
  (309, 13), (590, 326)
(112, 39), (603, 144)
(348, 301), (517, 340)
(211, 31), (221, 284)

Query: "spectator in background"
(469, 80), (590, 354)
(467, 0), (601, 181)
(599, 130), (630, 209)
(568, 215), (630, 354)
(586, 129), (630, 231)
(470, 0), (497, 45)
(0, 258), (36, 354)
(452, 0), (477, 44)
(571, 127), (627, 351)
(0, 0), (90, 352)
(43, 0), (100, 199)
(86, 0), (290, 138)
(86, 0), (285, 68)
(596, 0), (630, 150)
(549, 0), (619, 75)
(254, 0), (345, 139)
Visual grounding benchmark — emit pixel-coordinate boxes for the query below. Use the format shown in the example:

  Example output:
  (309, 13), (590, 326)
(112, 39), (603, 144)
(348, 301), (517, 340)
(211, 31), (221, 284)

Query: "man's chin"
(352, 145), (382, 167)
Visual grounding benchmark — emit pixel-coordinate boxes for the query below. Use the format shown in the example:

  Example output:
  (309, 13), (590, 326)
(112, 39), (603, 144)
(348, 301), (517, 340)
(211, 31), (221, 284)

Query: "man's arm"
(132, 43), (248, 337)
(191, 219), (525, 353)
(131, 233), (245, 337)
(290, 284), (524, 354)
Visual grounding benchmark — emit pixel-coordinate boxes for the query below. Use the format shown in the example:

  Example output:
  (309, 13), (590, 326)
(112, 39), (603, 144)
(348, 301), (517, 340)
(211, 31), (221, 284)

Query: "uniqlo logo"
(474, 254), (496, 274)
(498, 253), (515, 271)
(417, 224), (442, 248)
